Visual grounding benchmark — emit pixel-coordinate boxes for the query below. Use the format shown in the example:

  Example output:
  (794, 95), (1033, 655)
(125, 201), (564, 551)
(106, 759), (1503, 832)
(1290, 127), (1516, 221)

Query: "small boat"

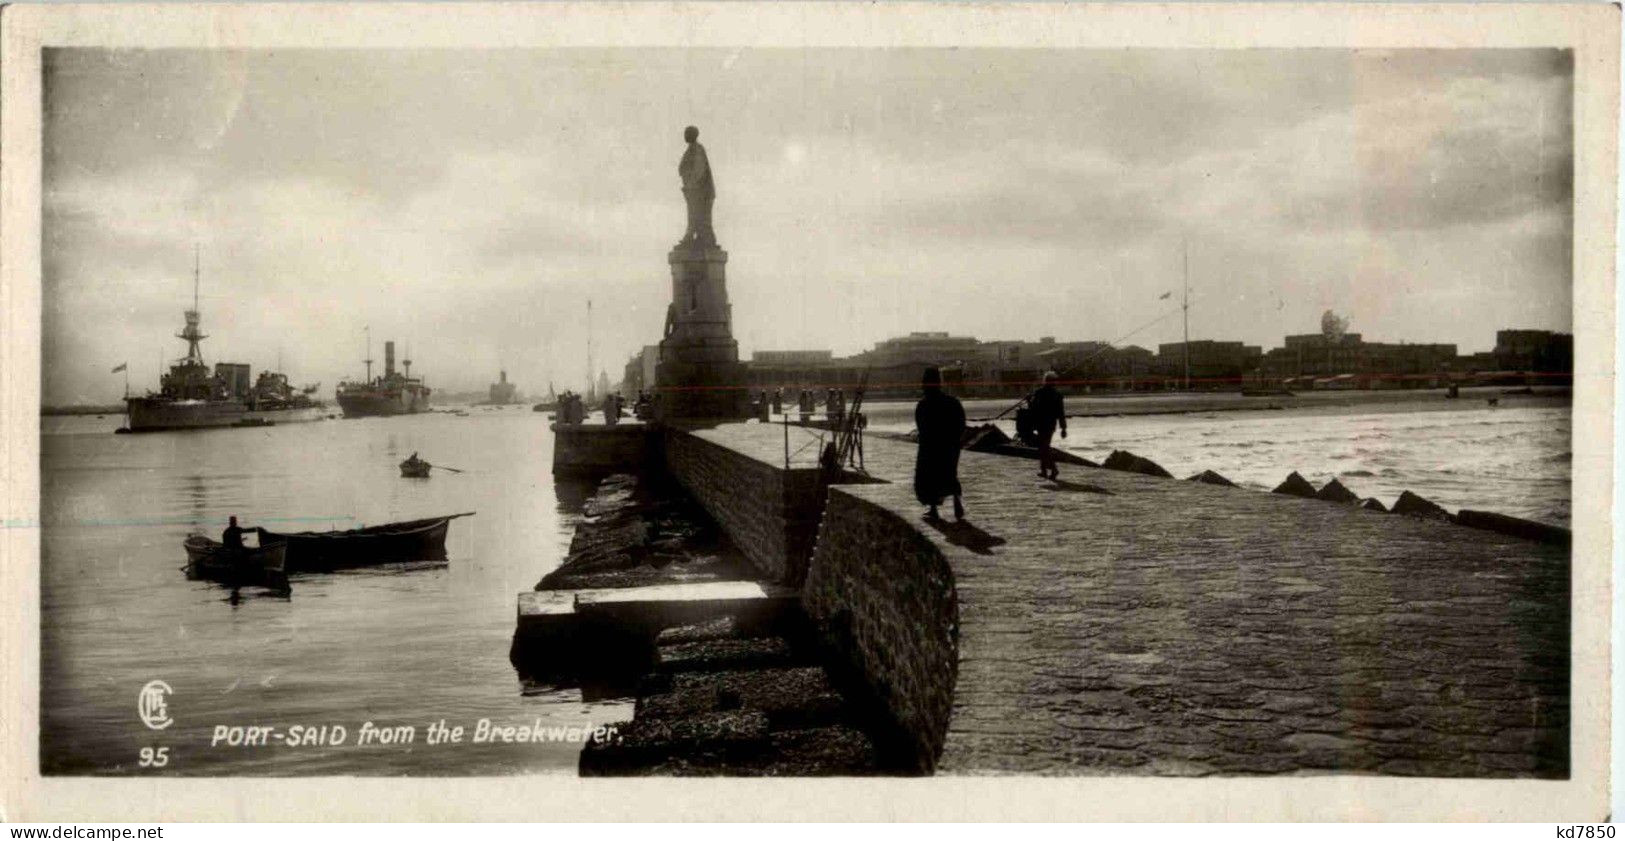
(400, 457), (431, 478)
(261, 513), (473, 572)
(184, 535), (288, 586)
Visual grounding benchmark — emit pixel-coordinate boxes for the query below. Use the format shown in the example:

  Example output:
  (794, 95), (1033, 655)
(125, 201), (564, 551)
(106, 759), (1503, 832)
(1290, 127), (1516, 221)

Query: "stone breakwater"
(549, 421), (1569, 776)
(801, 490), (959, 772)
(516, 468), (906, 773)
(1100, 448), (1569, 547)
(536, 472), (755, 591)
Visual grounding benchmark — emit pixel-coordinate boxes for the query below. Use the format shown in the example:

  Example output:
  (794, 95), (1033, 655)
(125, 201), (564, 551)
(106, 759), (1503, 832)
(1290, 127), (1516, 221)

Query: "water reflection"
(42, 411), (629, 776)
(553, 477), (597, 514)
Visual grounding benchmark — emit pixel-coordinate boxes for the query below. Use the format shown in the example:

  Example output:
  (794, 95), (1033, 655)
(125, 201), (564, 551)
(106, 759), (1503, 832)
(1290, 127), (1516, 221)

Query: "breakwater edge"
(529, 387), (1570, 776)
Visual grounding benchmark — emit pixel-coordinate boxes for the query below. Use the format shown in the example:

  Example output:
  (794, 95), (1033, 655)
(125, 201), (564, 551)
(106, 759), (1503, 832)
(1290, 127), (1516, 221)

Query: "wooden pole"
(1182, 236), (1190, 392)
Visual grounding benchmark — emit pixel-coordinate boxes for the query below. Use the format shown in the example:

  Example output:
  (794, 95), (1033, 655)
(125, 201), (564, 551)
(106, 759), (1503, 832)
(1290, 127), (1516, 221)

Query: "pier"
(531, 420), (1568, 776)
(523, 124), (1567, 777)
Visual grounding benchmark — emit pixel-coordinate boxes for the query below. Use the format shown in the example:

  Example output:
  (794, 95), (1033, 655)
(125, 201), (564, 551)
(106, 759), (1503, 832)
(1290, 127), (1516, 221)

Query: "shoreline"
(860, 385), (1569, 422)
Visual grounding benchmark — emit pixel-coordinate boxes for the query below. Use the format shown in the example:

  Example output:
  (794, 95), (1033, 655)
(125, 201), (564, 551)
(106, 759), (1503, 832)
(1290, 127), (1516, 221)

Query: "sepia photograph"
(1, 1), (1614, 823)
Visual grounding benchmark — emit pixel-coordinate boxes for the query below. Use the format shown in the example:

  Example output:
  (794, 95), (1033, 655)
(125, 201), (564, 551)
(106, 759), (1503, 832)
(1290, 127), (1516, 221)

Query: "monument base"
(653, 358), (751, 422)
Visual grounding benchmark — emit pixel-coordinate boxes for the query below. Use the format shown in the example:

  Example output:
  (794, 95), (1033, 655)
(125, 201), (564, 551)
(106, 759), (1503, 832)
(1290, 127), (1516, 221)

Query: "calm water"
(866, 398), (1571, 526)
(40, 407), (629, 776)
(39, 398), (1571, 776)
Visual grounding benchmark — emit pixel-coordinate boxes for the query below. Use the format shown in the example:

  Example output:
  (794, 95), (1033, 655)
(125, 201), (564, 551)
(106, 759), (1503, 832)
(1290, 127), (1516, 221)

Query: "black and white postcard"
(0, 2), (1614, 822)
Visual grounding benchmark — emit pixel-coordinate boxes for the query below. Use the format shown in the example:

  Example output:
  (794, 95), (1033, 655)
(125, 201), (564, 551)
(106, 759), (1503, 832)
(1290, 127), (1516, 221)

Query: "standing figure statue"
(679, 125), (716, 246)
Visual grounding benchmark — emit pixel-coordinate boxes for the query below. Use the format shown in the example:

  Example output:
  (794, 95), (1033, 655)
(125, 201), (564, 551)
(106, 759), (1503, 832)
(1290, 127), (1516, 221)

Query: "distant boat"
(336, 338), (432, 418)
(260, 513), (473, 573)
(400, 456), (431, 478)
(127, 254), (327, 432)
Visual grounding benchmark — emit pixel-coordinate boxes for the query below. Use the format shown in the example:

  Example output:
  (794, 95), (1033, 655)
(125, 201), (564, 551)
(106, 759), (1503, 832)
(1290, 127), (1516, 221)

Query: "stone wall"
(662, 430), (827, 583)
(802, 488), (959, 772)
(552, 424), (654, 476)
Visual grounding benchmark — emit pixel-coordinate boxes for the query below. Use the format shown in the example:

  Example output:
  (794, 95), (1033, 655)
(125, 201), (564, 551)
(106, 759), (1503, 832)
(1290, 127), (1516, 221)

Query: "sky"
(43, 48), (1572, 404)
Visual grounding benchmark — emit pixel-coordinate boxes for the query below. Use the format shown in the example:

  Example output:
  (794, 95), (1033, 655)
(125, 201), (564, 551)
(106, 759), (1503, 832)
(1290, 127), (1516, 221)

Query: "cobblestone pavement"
(692, 423), (1568, 776)
(836, 434), (1567, 776)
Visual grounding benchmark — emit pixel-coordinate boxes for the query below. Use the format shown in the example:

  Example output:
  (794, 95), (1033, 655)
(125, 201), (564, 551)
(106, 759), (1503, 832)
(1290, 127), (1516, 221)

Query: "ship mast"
(177, 245), (207, 366)
(364, 326), (373, 383)
(1182, 236), (1190, 392)
(586, 298), (594, 398)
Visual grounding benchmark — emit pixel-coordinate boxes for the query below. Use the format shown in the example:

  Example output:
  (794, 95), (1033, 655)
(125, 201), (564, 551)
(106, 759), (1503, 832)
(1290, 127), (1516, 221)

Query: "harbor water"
(38, 395), (1571, 776)
(40, 407), (627, 776)
(865, 395), (1573, 526)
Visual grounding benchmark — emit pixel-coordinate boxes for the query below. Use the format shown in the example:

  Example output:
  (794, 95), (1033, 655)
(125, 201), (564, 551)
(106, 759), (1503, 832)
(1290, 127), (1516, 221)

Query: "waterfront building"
(1252, 331), (1457, 389)
(1154, 340), (1263, 389)
(1494, 329), (1574, 374)
(737, 325), (1567, 398)
(623, 345), (659, 397)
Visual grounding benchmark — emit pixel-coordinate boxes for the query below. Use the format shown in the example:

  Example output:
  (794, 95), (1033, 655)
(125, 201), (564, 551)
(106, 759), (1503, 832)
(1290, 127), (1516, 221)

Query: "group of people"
(555, 391), (588, 425)
(913, 369), (1068, 522)
(754, 388), (850, 425)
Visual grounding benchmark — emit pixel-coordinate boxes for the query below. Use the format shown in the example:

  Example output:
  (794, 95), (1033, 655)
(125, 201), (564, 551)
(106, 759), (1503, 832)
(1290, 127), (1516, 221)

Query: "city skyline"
(43, 48), (1572, 403)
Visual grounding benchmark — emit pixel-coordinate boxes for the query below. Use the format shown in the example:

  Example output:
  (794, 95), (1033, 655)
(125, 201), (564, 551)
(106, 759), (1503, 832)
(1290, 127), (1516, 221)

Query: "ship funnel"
(385, 341), (396, 378)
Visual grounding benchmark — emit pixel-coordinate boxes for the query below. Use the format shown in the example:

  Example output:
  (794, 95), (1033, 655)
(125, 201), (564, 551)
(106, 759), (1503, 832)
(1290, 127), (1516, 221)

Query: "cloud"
(41, 48), (1573, 404)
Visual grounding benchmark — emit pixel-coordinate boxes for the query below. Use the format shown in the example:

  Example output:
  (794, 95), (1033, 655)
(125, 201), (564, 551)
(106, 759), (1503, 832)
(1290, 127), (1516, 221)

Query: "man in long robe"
(914, 366), (966, 521)
(679, 125), (716, 245)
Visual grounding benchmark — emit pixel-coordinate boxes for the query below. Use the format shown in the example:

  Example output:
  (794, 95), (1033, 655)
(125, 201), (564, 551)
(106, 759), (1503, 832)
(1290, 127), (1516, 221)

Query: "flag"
(1158, 291), (1172, 300)
(111, 363), (127, 373)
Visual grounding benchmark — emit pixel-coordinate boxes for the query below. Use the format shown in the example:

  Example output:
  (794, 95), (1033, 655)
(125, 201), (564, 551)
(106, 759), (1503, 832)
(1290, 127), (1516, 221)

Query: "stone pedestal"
(655, 241), (750, 421)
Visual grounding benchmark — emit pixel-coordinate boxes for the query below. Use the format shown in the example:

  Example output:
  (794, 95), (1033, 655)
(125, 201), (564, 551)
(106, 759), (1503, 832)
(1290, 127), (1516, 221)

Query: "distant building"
(623, 345), (659, 397)
(1155, 341), (1263, 390)
(1494, 330), (1573, 374)
(753, 350), (834, 366)
(858, 332), (983, 363)
(746, 350), (851, 394)
(847, 332), (987, 397)
(1254, 330), (1457, 388)
(736, 324), (1564, 398)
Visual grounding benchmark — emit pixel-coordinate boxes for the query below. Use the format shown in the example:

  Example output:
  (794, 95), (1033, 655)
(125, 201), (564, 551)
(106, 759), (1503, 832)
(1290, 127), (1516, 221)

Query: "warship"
(478, 370), (521, 406)
(123, 259), (327, 432)
(335, 338), (432, 417)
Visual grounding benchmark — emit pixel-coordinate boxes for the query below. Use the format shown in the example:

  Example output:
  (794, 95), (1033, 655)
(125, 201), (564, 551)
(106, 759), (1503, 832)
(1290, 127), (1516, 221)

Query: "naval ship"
(124, 263), (327, 432)
(335, 340), (432, 417)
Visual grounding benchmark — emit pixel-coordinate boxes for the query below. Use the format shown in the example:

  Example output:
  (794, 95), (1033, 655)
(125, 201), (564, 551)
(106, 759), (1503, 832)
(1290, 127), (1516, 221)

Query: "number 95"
(138, 746), (169, 767)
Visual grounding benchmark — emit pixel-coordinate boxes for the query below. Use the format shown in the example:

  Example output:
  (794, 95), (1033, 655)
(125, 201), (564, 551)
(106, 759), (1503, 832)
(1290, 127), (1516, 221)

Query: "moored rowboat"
(184, 535), (288, 586)
(260, 513), (473, 572)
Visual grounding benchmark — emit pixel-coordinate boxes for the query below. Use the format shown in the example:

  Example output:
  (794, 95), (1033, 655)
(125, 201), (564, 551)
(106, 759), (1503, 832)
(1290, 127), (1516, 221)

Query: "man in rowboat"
(222, 516), (264, 552)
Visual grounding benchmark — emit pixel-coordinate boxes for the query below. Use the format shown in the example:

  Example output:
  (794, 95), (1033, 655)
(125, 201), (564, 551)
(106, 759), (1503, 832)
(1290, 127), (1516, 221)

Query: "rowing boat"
(184, 535), (288, 586)
(260, 513), (473, 572)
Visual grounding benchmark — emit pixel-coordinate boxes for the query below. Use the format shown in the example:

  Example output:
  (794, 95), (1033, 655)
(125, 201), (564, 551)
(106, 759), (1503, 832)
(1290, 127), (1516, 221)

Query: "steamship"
(124, 262), (327, 432)
(335, 340), (432, 418)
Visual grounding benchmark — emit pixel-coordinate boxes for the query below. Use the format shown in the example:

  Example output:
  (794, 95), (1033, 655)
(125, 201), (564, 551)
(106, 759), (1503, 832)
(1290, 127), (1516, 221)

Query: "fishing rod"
(971, 305), (1187, 422)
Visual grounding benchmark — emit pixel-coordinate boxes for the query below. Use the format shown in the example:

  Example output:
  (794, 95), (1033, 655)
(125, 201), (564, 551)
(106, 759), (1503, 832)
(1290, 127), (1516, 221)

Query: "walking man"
(222, 516), (263, 554)
(1031, 371), (1068, 480)
(914, 367), (966, 521)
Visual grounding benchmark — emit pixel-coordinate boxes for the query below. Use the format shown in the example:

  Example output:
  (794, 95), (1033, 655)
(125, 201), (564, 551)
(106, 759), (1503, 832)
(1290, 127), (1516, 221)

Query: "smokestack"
(385, 341), (396, 378)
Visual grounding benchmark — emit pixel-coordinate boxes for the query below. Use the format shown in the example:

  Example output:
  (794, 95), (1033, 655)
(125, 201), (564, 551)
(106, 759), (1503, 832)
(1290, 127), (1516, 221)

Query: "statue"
(679, 125), (716, 246)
